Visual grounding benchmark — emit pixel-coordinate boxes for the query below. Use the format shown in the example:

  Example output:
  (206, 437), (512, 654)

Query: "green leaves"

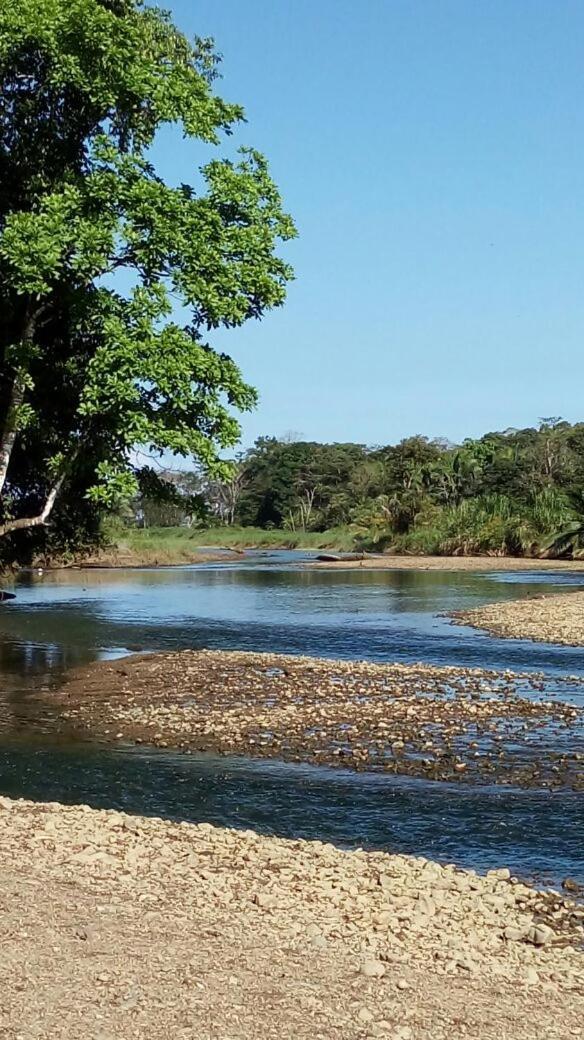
(0, 0), (243, 151)
(0, 0), (294, 540)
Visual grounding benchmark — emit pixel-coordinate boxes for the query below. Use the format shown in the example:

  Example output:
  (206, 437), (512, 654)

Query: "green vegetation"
(0, 4), (580, 568)
(109, 524), (358, 556)
(0, 0), (293, 566)
(131, 419), (584, 559)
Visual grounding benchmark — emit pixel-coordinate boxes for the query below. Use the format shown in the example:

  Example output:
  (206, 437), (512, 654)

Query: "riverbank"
(82, 527), (584, 569)
(103, 525), (356, 559)
(0, 797), (582, 1039)
(313, 554), (584, 572)
(452, 590), (584, 647)
(51, 650), (584, 789)
(77, 546), (238, 568)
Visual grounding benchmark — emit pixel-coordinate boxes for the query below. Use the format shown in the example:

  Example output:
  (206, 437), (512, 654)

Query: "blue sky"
(153, 1), (584, 449)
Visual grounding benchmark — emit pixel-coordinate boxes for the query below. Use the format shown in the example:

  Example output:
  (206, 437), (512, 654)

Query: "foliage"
(164, 420), (584, 559)
(0, 0), (294, 559)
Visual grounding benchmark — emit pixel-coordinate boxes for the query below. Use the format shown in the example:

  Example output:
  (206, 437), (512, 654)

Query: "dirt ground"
(0, 798), (582, 1040)
(453, 590), (584, 647)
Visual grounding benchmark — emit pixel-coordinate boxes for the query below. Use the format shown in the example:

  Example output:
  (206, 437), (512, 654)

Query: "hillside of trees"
(134, 418), (584, 559)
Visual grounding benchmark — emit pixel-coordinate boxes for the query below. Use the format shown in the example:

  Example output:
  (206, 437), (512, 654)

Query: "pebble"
(360, 959), (386, 979)
(525, 967), (540, 986)
(527, 924), (554, 946)
(53, 648), (584, 791)
(487, 868), (511, 881)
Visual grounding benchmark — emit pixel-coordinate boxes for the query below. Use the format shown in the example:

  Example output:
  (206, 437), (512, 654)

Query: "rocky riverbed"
(50, 650), (584, 790)
(452, 590), (584, 647)
(0, 797), (582, 1039)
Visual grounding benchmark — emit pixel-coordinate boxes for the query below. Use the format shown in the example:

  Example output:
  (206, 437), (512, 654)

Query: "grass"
(99, 524), (359, 563)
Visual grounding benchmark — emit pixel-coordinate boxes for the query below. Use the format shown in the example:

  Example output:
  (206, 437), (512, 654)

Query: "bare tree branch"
(0, 372), (26, 496)
(0, 301), (46, 496)
(0, 446), (79, 540)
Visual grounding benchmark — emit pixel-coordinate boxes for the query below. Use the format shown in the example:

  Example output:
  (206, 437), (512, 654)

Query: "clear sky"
(152, 1), (584, 449)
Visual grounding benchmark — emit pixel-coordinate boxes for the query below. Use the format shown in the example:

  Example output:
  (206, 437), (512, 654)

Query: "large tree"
(0, 0), (294, 551)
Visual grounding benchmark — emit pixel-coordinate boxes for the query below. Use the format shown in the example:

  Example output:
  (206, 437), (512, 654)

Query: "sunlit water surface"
(0, 553), (583, 884)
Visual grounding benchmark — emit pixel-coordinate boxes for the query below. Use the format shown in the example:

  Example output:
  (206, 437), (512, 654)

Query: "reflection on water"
(2, 557), (584, 680)
(0, 740), (581, 885)
(0, 554), (583, 881)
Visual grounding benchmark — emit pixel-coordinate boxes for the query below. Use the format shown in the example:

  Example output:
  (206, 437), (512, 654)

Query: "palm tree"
(539, 520), (584, 558)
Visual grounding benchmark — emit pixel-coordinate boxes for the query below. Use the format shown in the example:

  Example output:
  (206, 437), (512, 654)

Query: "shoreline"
(0, 796), (582, 1038)
(452, 589), (584, 647)
(311, 553), (584, 572)
(49, 649), (584, 790)
(59, 547), (241, 569)
(6, 548), (584, 577)
(81, 550), (584, 572)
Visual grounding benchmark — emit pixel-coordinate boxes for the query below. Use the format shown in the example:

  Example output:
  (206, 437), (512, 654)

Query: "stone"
(503, 925), (527, 942)
(310, 933), (328, 950)
(487, 868), (511, 881)
(358, 1008), (374, 1023)
(252, 891), (276, 909)
(528, 924), (554, 946)
(360, 959), (386, 978)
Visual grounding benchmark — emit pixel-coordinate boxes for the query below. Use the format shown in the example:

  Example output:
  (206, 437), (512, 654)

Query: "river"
(0, 552), (583, 884)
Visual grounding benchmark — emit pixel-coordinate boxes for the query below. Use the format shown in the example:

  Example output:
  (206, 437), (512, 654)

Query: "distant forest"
(135, 418), (584, 558)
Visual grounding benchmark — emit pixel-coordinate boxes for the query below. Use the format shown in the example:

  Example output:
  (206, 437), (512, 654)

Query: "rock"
(562, 877), (581, 894)
(527, 924), (554, 946)
(310, 932), (328, 950)
(396, 978), (408, 991)
(503, 925), (528, 942)
(487, 868), (511, 881)
(360, 958), (386, 978)
(378, 874), (393, 892)
(358, 1008), (375, 1023)
(525, 967), (540, 986)
(252, 891), (277, 909)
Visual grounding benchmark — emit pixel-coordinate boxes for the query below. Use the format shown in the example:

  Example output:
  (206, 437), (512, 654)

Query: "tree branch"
(0, 302), (46, 496)
(0, 372), (26, 496)
(0, 443), (80, 540)
(0, 472), (67, 538)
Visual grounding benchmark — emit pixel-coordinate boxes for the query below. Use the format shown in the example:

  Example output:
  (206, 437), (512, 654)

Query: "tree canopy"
(160, 420), (584, 558)
(0, 0), (294, 557)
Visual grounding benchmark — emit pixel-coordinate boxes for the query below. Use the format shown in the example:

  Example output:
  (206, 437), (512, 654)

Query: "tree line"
(136, 419), (584, 558)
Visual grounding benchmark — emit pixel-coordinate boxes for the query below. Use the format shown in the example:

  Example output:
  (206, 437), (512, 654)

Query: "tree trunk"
(0, 372), (26, 497)
(0, 306), (38, 496)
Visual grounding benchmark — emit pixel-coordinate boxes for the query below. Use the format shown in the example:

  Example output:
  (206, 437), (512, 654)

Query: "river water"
(0, 553), (583, 884)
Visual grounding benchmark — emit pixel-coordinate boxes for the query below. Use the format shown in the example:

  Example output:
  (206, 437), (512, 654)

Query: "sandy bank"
(74, 547), (239, 568)
(452, 590), (584, 647)
(0, 797), (582, 1039)
(52, 650), (584, 789)
(313, 554), (584, 572)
